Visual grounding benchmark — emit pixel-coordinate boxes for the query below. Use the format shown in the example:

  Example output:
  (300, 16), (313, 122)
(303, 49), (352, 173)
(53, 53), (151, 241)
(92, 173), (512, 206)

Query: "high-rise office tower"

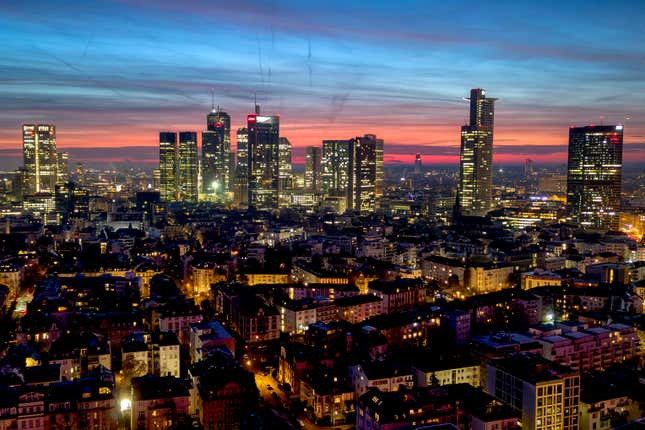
(178, 132), (199, 202)
(304, 146), (321, 193)
(247, 106), (280, 210)
(524, 158), (534, 179)
(159, 132), (178, 202)
(322, 140), (352, 197)
(351, 135), (377, 213)
(321, 136), (379, 213)
(234, 128), (249, 206)
(414, 153), (422, 175)
(56, 152), (69, 186)
(374, 136), (384, 197)
(202, 106), (231, 197)
(278, 137), (293, 193)
(458, 88), (496, 216)
(22, 124), (58, 195)
(567, 125), (623, 230)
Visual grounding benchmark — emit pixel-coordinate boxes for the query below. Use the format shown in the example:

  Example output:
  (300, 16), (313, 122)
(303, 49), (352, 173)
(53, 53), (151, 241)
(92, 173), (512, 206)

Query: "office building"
(159, 132), (178, 202)
(304, 146), (321, 192)
(234, 127), (249, 206)
(202, 107), (231, 197)
(567, 125), (623, 230)
(322, 139), (352, 198)
(375, 136), (384, 197)
(247, 106), (280, 210)
(458, 88), (496, 216)
(22, 124), (58, 195)
(351, 134), (377, 213)
(414, 153), (422, 175)
(178, 132), (198, 202)
(56, 152), (69, 186)
(321, 136), (380, 213)
(279, 137), (293, 194)
(486, 353), (579, 430)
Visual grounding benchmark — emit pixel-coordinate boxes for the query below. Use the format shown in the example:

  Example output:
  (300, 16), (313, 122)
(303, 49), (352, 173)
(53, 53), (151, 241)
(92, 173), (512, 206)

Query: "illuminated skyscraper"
(322, 136), (379, 213)
(22, 124), (58, 195)
(322, 139), (352, 197)
(414, 153), (422, 175)
(567, 125), (623, 230)
(202, 106), (231, 197)
(278, 137), (293, 206)
(247, 106), (280, 210)
(304, 146), (321, 193)
(351, 135), (377, 213)
(374, 136), (384, 197)
(234, 128), (249, 206)
(178, 131), (199, 202)
(458, 88), (496, 216)
(159, 132), (178, 201)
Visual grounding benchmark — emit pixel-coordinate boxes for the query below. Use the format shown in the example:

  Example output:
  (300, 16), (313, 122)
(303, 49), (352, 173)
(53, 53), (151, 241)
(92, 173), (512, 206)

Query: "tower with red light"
(567, 124), (624, 230)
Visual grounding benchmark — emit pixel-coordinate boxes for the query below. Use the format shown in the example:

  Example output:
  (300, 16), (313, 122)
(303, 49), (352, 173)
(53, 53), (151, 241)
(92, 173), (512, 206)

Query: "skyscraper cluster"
(159, 106), (231, 204)
(157, 102), (384, 213)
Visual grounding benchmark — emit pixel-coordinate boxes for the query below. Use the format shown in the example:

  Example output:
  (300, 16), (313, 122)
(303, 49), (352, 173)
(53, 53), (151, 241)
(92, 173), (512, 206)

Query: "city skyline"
(1, 0), (644, 167)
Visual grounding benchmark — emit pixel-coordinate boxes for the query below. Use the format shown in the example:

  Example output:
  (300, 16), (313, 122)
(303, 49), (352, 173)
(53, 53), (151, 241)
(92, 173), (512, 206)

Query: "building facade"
(159, 132), (178, 202)
(458, 89), (496, 216)
(247, 108), (280, 210)
(202, 107), (231, 197)
(567, 125), (623, 230)
(178, 132), (198, 202)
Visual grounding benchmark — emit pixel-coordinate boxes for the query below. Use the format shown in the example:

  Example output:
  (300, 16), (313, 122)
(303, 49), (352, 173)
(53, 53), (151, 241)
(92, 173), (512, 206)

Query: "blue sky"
(1, 0), (643, 164)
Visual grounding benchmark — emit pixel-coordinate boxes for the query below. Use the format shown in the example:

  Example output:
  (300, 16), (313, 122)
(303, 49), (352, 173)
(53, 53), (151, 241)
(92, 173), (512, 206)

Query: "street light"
(120, 399), (131, 412)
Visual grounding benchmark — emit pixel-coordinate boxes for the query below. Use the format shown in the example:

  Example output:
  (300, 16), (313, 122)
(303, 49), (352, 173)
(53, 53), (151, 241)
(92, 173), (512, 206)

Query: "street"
(254, 372), (354, 430)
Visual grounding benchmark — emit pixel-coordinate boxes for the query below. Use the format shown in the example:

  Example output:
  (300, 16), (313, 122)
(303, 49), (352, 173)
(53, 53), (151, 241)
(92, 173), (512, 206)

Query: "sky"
(1, 0), (644, 167)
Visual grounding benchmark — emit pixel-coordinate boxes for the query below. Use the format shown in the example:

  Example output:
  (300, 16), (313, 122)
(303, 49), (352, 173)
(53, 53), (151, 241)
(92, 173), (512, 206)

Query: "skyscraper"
(458, 88), (496, 216)
(178, 131), (198, 202)
(352, 135), (377, 213)
(22, 124), (58, 195)
(278, 137), (293, 206)
(202, 107), (231, 197)
(567, 125), (623, 230)
(159, 132), (178, 202)
(321, 136), (379, 213)
(247, 107), (280, 210)
(322, 139), (352, 197)
(374, 136), (384, 198)
(304, 146), (321, 193)
(234, 128), (249, 207)
(414, 153), (422, 175)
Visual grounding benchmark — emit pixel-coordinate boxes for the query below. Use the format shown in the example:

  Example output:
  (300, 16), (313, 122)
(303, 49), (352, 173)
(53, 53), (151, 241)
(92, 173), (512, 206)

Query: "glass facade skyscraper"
(458, 88), (496, 216)
(22, 124), (58, 195)
(567, 125), (623, 230)
(247, 111), (280, 210)
(178, 131), (198, 202)
(322, 140), (352, 197)
(278, 137), (293, 203)
(159, 132), (178, 202)
(352, 135), (377, 213)
(202, 108), (231, 197)
(234, 128), (249, 207)
(304, 146), (321, 193)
